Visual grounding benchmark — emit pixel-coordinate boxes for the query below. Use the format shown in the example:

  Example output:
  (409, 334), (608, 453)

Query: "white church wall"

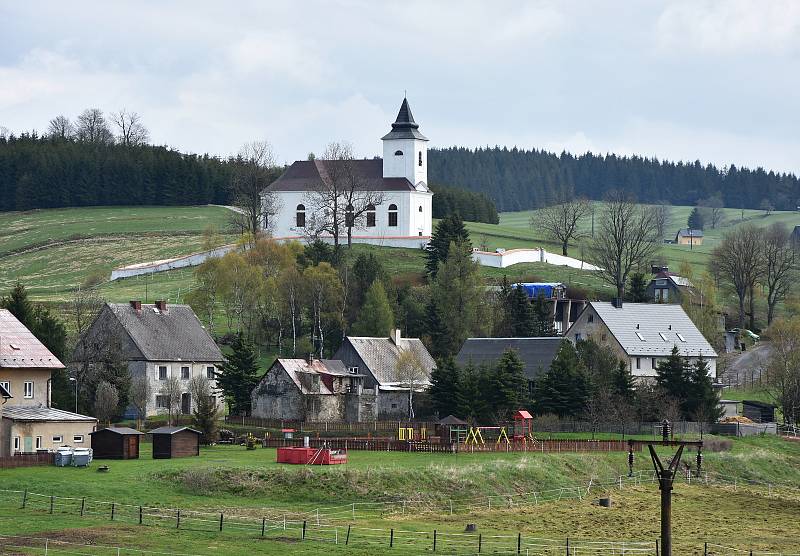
(382, 138), (427, 185)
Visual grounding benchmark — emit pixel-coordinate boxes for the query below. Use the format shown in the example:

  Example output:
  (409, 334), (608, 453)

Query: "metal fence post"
(433, 529), (437, 552)
(139, 506), (143, 525)
(21, 489), (27, 509)
(565, 537), (569, 555)
(111, 502), (115, 520)
(478, 533), (482, 553)
(302, 520), (306, 539)
(80, 498), (85, 517)
(49, 496), (54, 514)
(517, 532), (521, 554)
(346, 525), (351, 545)
(261, 517), (266, 537)
(176, 510), (181, 529)
(704, 542), (707, 556)
(390, 528), (394, 547)
(219, 512), (224, 531)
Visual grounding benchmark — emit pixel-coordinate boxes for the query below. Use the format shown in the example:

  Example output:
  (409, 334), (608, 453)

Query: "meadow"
(1, 435), (800, 554)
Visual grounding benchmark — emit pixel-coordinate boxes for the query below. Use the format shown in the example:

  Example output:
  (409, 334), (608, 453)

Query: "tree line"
(430, 184), (499, 224)
(428, 146), (800, 213)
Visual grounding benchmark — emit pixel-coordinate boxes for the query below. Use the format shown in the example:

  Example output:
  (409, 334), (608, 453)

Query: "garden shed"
(150, 426), (201, 458)
(90, 427), (144, 459)
(742, 400), (777, 423)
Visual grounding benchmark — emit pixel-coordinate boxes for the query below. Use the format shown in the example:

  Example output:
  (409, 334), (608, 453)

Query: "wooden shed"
(90, 427), (144, 459)
(150, 426), (201, 459)
(742, 400), (777, 423)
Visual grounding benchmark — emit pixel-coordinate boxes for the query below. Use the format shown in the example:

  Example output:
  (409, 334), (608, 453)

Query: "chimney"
(155, 300), (167, 312)
(390, 329), (402, 345)
(306, 353), (314, 365)
(129, 300), (142, 312)
(612, 298), (623, 309)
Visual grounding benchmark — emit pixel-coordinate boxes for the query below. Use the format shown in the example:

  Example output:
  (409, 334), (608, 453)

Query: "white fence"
(472, 248), (602, 270)
(109, 244), (237, 280)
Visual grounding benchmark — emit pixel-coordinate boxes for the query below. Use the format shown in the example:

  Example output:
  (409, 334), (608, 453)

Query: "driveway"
(721, 342), (772, 388)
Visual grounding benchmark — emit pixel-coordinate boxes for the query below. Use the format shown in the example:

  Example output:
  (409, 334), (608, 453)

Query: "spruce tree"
(425, 214), (470, 277)
(612, 360), (636, 401)
(531, 293), (556, 336)
(1, 282), (33, 328)
(687, 207), (704, 230)
(628, 272), (649, 303)
(456, 362), (489, 422)
(655, 346), (690, 410)
(685, 355), (723, 422)
(217, 335), (261, 415)
(351, 281), (394, 337)
(429, 356), (461, 418)
(488, 349), (528, 417)
(509, 285), (535, 336)
(532, 340), (590, 417)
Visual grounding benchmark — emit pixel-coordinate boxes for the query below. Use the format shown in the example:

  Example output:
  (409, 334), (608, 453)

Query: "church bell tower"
(381, 98), (428, 187)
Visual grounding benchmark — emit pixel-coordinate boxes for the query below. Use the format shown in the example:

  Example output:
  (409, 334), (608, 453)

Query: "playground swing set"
(399, 410), (536, 446)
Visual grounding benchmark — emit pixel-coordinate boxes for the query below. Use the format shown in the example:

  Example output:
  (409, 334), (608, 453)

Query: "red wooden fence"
(0, 452), (54, 469)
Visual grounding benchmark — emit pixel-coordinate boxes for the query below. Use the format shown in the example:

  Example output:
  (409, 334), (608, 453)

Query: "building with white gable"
(261, 98), (433, 248)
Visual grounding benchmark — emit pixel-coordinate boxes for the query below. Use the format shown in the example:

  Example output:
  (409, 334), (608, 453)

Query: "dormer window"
(635, 332), (646, 341)
(394, 150), (403, 156)
(418, 151), (422, 166)
(9, 343), (19, 350)
(676, 333), (686, 342)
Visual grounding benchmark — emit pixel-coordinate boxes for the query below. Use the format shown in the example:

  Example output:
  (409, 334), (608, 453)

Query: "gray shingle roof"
(381, 98), (428, 141)
(104, 303), (224, 363)
(0, 309), (65, 369)
(2, 406), (97, 422)
(272, 359), (352, 395)
(586, 302), (717, 358)
(345, 336), (435, 386)
(149, 426), (201, 435)
(90, 427), (143, 436)
(265, 159), (418, 192)
(456, 337), (563, 380)
(676, 228), (704, 238)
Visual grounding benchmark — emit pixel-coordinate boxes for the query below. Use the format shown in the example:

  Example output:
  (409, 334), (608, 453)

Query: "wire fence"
(0, 534), (201, 556)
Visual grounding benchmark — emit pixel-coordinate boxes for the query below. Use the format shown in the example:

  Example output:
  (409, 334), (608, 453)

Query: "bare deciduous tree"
(710, 224), (764, 329)
(530, 188), (591, 256)
(110, 109), (149, 146)
(129, 374), (152, 429)
(698, 194), (725, 229)
(653, 200), (672, 239)
(231, 140), (281, 244)
(762, 223), (796, 325)
(75, 108), (113, 143)
(764, 318), (800, 425)
(189, 376), (219, 444)
(48, 115), (74, 140)
(590, 191), (661, 300)
(94, 380), (119, 425)
(395, 348), (429, 419)
(160, 375), (183, 426)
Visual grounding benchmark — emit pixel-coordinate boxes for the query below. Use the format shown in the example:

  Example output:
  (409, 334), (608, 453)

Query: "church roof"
(265, 159), (419, 192)
(381, 98), (428, 141)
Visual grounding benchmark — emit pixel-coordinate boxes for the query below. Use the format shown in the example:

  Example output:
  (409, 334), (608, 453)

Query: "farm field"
(0, 435), (799, 554)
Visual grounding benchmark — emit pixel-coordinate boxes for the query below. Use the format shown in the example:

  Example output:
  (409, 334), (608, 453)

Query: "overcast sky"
(1, 1), (798, 173)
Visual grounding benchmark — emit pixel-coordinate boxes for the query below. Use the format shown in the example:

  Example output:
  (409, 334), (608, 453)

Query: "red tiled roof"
(0, 309), (64, 369)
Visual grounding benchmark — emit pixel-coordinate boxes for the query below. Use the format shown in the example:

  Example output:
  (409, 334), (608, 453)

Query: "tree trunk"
(737, 292), (746, 329)
(562, 240), (568, 257)
(747, 285), (756, 331)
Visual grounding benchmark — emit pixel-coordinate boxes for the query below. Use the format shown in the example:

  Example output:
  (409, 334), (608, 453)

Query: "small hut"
(90, 427), (144, 459)
(435, 415), (468, 444)
(150, 426), (201, 459)
(742, 400), (777, 423)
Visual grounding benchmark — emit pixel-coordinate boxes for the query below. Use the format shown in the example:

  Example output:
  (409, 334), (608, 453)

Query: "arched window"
(394, 150), (403, 156)
(388, 204), (398, 227)
(418, 151), (423, 167)
(366, 204), (376, 227)
(418, 205), (423, 212)
(296, 204), (306, 228)
(345, 204), (354, 227)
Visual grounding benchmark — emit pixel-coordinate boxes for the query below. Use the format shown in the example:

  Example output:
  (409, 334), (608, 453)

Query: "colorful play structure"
(409, 410), (536, 447)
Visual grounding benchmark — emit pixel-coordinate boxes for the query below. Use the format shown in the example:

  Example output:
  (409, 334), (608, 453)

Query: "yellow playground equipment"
(465, 426), (510, 446)
(397, 426), (427, 441)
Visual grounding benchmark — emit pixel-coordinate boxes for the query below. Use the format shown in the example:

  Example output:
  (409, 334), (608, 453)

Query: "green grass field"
(1, 436), (800, 554)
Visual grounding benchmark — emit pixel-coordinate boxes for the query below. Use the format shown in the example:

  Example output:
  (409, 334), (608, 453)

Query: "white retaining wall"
(110, 244), (238, 280)
(472, 248), (601, 270)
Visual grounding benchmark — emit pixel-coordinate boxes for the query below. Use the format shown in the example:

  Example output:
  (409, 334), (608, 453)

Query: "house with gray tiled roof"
(456, 337), (563, 382)
(1, 309), (96, 456)
(565, 301), (717, 380)
(72, 301), (225, 418)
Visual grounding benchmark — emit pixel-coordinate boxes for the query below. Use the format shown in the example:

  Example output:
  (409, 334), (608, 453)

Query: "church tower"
(382, 98), (428, 187)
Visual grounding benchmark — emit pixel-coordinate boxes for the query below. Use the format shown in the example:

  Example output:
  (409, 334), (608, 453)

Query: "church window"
(394, 150), (403, 156)
(296, 204), (306, 228)
(388, 204), (398, 227)
(418, 205), (423, 212)
(366, 204), (376, 227)
(418, 151), (422, 166)
(345, 204), (354, 227)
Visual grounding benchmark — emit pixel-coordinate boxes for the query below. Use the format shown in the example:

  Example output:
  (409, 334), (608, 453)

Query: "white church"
(261, 98), (433, 248)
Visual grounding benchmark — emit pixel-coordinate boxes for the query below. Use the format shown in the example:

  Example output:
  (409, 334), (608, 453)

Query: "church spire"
(382, 98), (428, 141)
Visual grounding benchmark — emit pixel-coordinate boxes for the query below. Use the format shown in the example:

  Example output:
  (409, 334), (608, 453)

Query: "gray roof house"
(72, 301), (225, 418)
(646, 272), (697, 304)
(332, 329), (435, 419)
(456, 337), (563, 382)
(565, 301), (717, 380)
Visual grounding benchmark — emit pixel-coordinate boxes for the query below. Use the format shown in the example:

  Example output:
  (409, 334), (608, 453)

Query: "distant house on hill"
(646, 272), (697, 304)
(675, 229), (704, 246)
(565, 301), (717, 380)
(0, 309), (96, 457)
(71, 301), (225, 418)
(456, 337), (563, 383)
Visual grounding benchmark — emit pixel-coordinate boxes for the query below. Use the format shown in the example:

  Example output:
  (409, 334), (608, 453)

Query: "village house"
(565, 301), (717, 380)
(261, 98), (433, 248)
(0, 309), (96, 457)
(456, 337), (563, 384)
(71, 301), (225, 418)
(251, 358), (375, 422)
(333, 329), (435, 419)
(646, 271), (697, 304)
(674, 228), (704, 246)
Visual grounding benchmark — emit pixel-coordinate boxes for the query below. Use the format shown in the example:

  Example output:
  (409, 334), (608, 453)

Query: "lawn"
(1, 435), (800, 554)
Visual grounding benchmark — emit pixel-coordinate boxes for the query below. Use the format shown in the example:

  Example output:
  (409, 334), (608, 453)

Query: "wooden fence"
(0, 452), (54, 469)
(225, 416), (435, 434)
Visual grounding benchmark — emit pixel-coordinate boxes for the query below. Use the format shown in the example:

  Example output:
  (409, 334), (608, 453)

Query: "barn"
(90, 427), (144, 459)
(150, 426), (201, 458)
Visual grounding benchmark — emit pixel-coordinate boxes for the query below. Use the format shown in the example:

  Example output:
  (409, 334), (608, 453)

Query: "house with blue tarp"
(513, 283), (567, 300)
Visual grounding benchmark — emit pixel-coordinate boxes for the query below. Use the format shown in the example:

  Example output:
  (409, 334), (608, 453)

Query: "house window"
(418, 151), (422, 167)
(394, 150), (403, 156)
(35, 436), (42, 449)
(207, 366), (215, 379)
(388, 204), (398, 227)
(391, 403), (398, 409)
(636, 357), (641, 370)
(52, 435), (63, 443)
(345, 204), (354, 227)
(13, 437), (20, 451)
(158, 366), (168, 380)
(296, 204), (306, 228)
(588, 314), (594, 323)
(0, 381), (9, 393)
(23, 381), (33, 399)
(348, 366), (359, 374)
(366, 204), (376, 227)
(652, 358), (657, 369)
(181, 366), (190, 380)
(73, 435), (84, 443)
(156, 395), (169, 409)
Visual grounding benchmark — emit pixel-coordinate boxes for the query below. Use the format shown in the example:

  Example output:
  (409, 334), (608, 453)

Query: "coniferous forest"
(428, 146), (800, 212)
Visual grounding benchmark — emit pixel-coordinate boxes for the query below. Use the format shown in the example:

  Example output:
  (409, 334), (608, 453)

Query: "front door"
(181, 392), (191, 415)
(127, 436), (138, 458)
(23, 437), (33, 453)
